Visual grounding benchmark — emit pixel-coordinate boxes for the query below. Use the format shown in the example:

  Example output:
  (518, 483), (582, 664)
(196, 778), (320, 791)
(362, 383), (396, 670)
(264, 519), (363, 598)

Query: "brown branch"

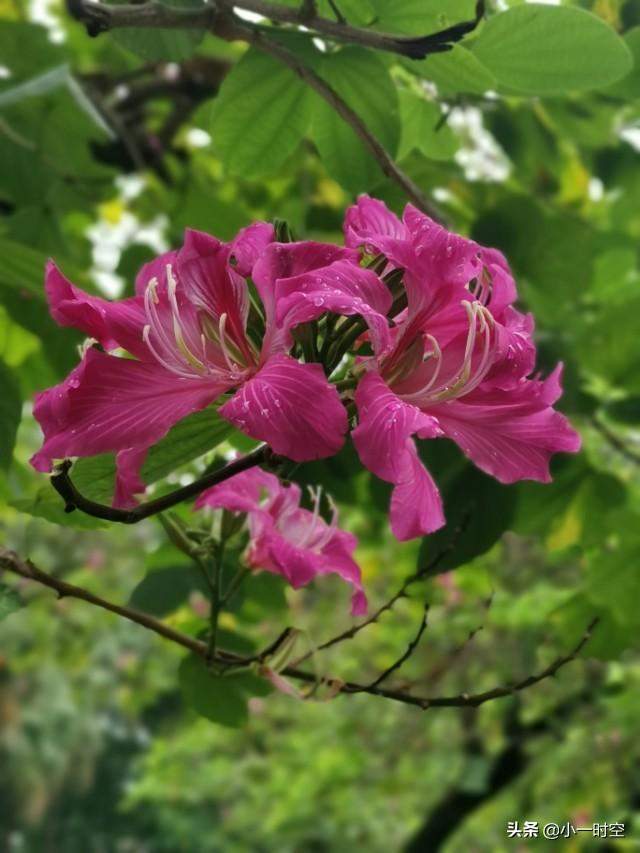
(1, 548), (213, 659)
(0, 549), (598, 711)
(292, 526), (459, 665)
(66, 0), (445, 221)
(250, 32), (444, 220)
(364, 603), (430, 690)
(50, 445), (272, 524)
(67, 0), (484, 61)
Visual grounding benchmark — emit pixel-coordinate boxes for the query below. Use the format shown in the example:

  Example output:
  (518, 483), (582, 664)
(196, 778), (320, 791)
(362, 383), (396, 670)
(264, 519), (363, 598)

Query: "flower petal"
(390, 443), (445, 542)
(252, 241), (358, 320)
(195, 466), (279, 514)
(113, 447), (148, 509)
(30, 348), (228, 473)
(429, 367), (581, 484)
(344, 194), (407, 250)
(229, 221), (275, 277)
(275, 259), (393, 355)
(46, 261), (148, 358)
(134, 250), (179, 296)
(353, 371), (444, 540)
(219, 354), (347, 461)
(177, 229), (251, 360)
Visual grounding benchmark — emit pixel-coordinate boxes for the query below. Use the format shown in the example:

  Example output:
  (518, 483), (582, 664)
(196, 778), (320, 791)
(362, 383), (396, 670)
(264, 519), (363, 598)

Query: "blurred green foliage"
(1, 0), (640, 850)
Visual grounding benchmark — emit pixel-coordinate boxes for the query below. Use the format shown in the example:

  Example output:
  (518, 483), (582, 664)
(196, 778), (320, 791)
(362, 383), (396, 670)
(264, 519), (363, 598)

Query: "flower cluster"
(31, 196), (580, 610)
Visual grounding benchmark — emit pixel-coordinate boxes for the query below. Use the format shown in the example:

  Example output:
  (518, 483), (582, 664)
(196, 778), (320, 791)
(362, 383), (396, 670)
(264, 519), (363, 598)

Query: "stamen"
(143, 325), (194, 378)
(218, 313), (239, 374)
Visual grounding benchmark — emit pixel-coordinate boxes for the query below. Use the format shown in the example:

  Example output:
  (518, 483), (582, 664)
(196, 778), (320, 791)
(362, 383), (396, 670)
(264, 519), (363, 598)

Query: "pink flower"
(30, 226), (386, 506)
(344, 196), (581, 541)
(195, 466), (367, 615)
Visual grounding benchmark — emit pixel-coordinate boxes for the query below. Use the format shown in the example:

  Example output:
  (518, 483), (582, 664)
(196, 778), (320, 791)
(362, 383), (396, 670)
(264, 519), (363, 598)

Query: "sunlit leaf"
(471, 5), (632, 95)
(0, 358), (21, 469)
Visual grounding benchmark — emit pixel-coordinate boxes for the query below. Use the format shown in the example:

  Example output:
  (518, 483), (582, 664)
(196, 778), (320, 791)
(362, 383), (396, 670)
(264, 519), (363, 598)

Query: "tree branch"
(50, 445), (272, 524)
(250, 31), (443, 219)
(66, 0), (445, 221)
(2, 549), (596, 712)
(364, 603), (430, 690)
(293, 525), (460, 665)
(67, 0), (485, 61)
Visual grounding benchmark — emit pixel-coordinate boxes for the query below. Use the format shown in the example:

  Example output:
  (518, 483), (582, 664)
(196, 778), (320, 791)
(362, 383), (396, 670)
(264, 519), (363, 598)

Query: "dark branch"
(66, 0), (484, 60)
(1, 550), (598, 712)
(66, 0), (447, 220)
(50, 445), (272, 524)
(293, 523), (461, 665)
(364, 603), (430, 690)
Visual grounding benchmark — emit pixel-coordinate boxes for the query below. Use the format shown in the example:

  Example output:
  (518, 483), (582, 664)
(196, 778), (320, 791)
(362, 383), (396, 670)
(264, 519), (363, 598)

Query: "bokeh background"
(1, 0), (640, 850)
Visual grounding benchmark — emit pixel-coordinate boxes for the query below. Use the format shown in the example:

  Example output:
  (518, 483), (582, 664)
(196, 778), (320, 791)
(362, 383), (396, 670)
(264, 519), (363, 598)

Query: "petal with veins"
(219, 355), (347, 462)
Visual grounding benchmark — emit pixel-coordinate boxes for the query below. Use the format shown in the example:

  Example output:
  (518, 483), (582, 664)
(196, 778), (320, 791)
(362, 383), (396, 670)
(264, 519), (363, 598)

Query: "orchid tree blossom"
(195, 467), (367, 615)
(343, 196), (581, 542)
(30, 225), (386, 507)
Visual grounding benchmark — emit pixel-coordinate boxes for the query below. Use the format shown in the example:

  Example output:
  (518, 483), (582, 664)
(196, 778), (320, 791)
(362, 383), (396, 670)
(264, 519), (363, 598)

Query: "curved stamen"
(143, 325), (195, 378)
(402, 301), (494, 405)
(218, 313), (239, 374)
(166, 265), (206, 372)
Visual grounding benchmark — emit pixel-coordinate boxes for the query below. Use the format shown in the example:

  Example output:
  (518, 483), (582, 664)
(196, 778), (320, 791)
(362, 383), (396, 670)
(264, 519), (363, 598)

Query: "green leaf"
(142, 407), (235, 484)
(10, 487), (108, 530)
(471, 5), (633, 95)
(410, 45), (496, 95)
(0, 583), (23, 622)
(0, 359), (22, 469)
(0, 238), (48, 299)
(0, 22), (61, 80)
(179, 655), (270, 728)
(112, 0), (204, 61)
(604, 26), (640, 101)
(417, 447), (516, 573)
(72, 407), (235, 503)
(129, 565), (208, 617)
(0, 306), (40, 367)
(310, 47), (399, 192)
(370, 0), (475, 35)
(211, 47), (313, 178)
(398, 91), (457, 161)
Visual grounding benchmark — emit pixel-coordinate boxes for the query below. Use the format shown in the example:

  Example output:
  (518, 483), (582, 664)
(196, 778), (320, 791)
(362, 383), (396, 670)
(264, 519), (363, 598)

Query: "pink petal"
(343, 194), (407, 250)
(219, 355), (347, 461)
(195, 466), (279, 514)
(30, 348), (228, 473)
(429, 369), (581, 485)
(113, 447), (148, 509)
(252, 241), (358, 319)
(134, 250), (179, 297)
(353, 371), (445, 539)
(177, 229), (252, 361)
(389, 443), (445, 541)
(46, 261), (149, 359)
(275, 259), (393, 355)
(229, 221), (274, 277)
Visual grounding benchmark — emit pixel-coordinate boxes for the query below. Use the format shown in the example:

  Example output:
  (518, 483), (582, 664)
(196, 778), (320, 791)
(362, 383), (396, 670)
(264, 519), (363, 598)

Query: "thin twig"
(50, 445), (272, 524)
(0, 549), (598, 711)
(364, 603), (430, 690)
(292, 531), (457, 665)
